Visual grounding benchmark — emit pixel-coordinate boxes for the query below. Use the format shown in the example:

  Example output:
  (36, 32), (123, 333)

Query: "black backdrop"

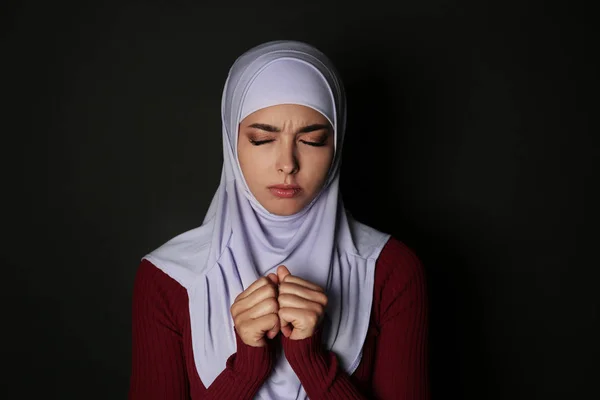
(3, 1), (598, 399)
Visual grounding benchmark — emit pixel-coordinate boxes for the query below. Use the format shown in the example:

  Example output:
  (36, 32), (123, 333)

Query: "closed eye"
(249, 139), (274, 146)
(301, 140), (327, 147)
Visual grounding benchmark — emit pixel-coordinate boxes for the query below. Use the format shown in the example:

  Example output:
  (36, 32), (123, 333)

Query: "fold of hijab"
(144, 40), (390, 400)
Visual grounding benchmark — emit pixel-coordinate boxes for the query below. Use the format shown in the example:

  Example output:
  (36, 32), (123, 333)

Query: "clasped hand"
(230, 265), (328, 347)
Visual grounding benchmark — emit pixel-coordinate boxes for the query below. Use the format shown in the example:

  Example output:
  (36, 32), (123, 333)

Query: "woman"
(129, 40), (429, 399)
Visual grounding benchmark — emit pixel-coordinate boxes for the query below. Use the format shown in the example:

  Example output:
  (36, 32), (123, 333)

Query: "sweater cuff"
(227, 330), (274, 384)
(281, 327), (330, 373)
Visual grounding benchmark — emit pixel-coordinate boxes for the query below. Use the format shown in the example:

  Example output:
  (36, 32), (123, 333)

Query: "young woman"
(129, 40), (429, 400)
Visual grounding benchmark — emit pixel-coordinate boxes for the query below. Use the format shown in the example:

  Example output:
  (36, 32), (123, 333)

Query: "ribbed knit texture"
(129, 237), (429, 399)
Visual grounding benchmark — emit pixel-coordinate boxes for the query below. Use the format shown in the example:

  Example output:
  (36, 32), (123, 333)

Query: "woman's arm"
(128, 260), (274, 400)
(369, 240), (429, 399)
(281, 238), (429, 399)
(282, 328), (369, 399)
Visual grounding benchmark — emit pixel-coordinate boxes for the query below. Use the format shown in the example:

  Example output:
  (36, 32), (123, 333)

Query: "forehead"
(240, 104), (330, 126)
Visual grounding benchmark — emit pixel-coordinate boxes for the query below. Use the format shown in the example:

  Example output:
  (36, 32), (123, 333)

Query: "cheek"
(303, 148), (334, 186)
(237, 145), (254, 180)
(238, 145), (268, 183)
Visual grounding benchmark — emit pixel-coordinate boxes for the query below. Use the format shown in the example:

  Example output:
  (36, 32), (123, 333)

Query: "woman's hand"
(230, 274), (281, 347)
(276, 265), (328, 340)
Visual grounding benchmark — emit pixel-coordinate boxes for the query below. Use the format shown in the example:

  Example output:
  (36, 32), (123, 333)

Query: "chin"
(267, 205), (302, 216)
(264, 199), (306, 216)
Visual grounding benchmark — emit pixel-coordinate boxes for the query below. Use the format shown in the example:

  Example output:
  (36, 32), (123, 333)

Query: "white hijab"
(144, 40), (390, 400)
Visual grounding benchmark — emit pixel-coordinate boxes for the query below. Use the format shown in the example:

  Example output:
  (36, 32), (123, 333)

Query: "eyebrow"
(247, 123), (331, 134)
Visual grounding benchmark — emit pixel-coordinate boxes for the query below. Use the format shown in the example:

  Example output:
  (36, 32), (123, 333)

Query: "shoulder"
(370, 237), (427, 325)
(142, 224), (217, 285)
(135, 259), (188, 293)
(377, 236), (422, 271)
(132, 259), (189, 326)
(373, 237), (426, 299)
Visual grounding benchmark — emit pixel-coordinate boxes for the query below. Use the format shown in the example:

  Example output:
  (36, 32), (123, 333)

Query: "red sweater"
(129, 237), (429, 399)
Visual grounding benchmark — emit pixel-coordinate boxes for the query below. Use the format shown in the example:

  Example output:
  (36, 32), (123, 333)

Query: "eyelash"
(249, 139), (327, 147)
(304, 140), (327, 147)
(249, 139), (274, 146)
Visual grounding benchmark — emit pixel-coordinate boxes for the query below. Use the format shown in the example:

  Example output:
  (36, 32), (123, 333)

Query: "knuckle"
(277, 293), (289, 301)
(277, 293), (291, 305)
(278, 282), (289, 292)
(265, 298), (279, 313)
(257, 276), (269, 286)
(265, 284), (277, 298)
(255, 285), (267, 296)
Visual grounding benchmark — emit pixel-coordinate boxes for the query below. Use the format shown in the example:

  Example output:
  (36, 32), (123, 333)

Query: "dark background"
(3, 1), (598, 399)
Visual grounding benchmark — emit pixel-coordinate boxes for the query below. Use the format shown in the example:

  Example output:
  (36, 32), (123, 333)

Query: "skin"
(230, 266), (328, 346)
(237, 104), (334, 216)
(231, 104), (332, 346)
(230, 273), (281, 347)
(276, 265), (328, 341)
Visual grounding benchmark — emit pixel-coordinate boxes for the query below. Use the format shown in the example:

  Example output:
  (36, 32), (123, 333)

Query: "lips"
(268, 184), (302, 199)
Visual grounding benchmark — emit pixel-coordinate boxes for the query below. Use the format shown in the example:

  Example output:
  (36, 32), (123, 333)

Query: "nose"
(276, 142), (299, 175)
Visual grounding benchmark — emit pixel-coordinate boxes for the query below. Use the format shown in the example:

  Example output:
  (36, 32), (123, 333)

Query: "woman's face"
(237, 104), (334, 216)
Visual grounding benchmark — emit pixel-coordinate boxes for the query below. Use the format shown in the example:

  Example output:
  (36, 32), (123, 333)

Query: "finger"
(279, 275), (324, 292)
(238, 313), (280, 346)
(278, 293), (325, 315)
(281, 323), (293, 338)
(278, 307), (320, 332)
(277, 265), (291, 284)
(252, 313), (279, 339)
(231, 283), (278, 317)
(267, 273), (279, 285)
(235, 297), (279, 325)
(280, 314), (291, 338)
(266, 309), (281, 339)
(266, 321), (280, 339)
(278, 282), (328, 306)
(277, 283), (292, 338)
(277, 305), (293, 338)
(235, 276), (273, 302)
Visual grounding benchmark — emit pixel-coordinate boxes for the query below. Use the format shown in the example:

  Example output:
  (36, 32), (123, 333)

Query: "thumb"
(267, 273), (279, 285)
(277, 265), (291, 283)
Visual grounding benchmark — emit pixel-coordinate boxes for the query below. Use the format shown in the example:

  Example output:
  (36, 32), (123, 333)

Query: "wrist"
(228, 330), (274, 382)
(281, 326), (326, 365)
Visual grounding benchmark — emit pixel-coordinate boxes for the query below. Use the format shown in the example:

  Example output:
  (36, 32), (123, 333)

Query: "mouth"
(268, 184), (302, 199)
